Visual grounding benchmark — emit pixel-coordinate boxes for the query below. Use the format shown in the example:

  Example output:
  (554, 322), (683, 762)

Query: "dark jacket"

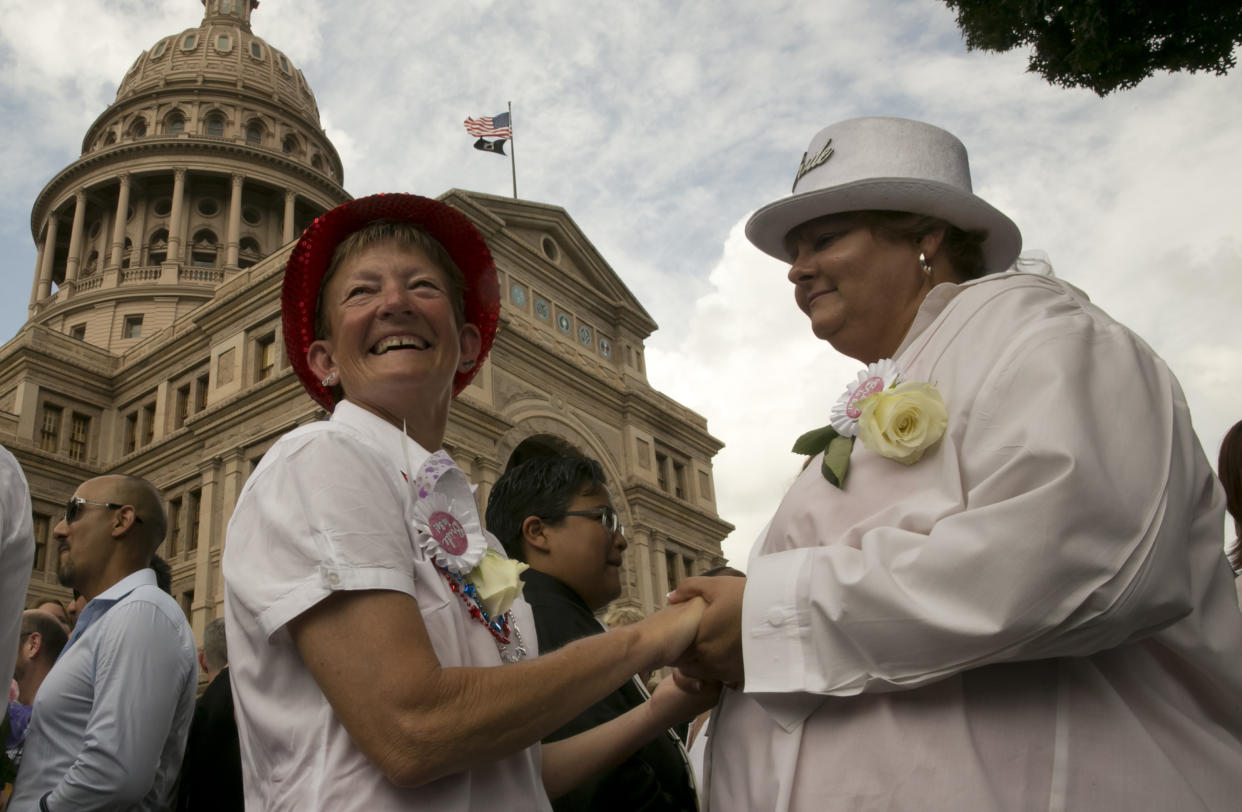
(175, 665), (244, 811)
(523, 569), (698, 812)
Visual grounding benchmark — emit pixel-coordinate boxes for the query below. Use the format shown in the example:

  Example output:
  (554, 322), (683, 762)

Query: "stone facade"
(2, 0), (731, 641)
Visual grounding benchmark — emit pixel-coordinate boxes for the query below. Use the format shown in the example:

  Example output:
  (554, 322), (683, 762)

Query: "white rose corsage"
(794, 359), (948, 488)
(402, 439), (529, 661)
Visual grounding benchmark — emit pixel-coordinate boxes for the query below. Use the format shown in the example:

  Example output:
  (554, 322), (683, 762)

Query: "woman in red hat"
(222, 194), (712, 811)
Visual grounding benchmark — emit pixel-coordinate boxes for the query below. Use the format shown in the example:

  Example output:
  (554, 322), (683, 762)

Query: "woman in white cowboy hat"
(222, 194), (714, 811)
(670, 117), (1242, 810)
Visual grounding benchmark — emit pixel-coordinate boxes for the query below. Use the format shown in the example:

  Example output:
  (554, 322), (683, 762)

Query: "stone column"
(651, 535), (669, 615)
(168, 168), (186, 263)
(282, 190), (296, 244)
(35, 213), (59, 301)
(29, 235), (48, 307)
(95, 209), (112, 266)
(226, 173), (243, 267)
(191, 457), (222, 635)
(220, 449), (248, 531)
(107, 174), (131, 270)
(64, 190), (87, 283)
(629, 526), (655, 613)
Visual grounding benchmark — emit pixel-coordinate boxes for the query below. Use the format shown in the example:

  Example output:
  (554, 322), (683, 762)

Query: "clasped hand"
(666, 575), (746, 688)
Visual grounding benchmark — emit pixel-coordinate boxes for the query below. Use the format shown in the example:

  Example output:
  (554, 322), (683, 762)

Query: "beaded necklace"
(436, 564), (528, 663)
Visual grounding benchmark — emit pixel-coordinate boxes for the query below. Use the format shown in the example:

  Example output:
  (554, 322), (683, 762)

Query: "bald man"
(10, 475), (197, 812)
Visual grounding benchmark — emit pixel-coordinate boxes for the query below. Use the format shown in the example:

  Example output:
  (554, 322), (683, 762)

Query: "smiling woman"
(668, 117), (1242, 811)
(222, 193), (716, 811)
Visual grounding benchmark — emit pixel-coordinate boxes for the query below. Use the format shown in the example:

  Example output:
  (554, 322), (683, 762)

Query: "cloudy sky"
(1, 0), (1239, 565)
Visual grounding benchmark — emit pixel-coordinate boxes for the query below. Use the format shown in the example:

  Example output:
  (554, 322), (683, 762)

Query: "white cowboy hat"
(745, 117), (1022, 272)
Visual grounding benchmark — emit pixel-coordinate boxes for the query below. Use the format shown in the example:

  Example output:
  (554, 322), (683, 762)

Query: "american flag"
(464, 112), (512, 139)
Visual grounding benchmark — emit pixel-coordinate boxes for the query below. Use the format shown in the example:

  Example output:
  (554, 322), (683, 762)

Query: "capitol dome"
(26, 0), (349, 351)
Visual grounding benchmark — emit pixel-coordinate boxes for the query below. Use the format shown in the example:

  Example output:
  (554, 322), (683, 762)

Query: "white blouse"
(708, 272), (1242, 811)
(223, 401), (547, 811)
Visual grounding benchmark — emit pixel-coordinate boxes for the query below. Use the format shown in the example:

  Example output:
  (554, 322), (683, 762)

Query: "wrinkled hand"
(667, 575), (746, 686)
(635, 596), (705, 669)
(646, 668), (722, 728)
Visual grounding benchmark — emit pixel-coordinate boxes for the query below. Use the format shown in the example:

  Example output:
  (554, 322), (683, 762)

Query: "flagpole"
(508, 100), (517, 199)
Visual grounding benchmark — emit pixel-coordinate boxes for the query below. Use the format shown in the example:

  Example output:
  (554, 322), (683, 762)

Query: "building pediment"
(442, 190), (658, 340)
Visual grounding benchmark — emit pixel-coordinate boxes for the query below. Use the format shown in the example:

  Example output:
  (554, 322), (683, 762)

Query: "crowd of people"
(2, 117), (1242, 810)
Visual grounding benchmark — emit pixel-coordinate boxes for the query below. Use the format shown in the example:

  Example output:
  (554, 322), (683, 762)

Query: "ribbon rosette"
(794, 359), (947, 488)
(407, 449), (488, 574)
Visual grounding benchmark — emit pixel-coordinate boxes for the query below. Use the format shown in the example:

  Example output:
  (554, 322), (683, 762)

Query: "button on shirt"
(223, 400), (547, 811)
(10, 569), (198, 812)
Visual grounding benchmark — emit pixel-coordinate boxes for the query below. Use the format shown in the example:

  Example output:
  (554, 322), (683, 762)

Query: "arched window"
(245, 121), (263, 145)
(282, 134), (300, 155)
(191, 230), (218, 268)
(84, 251), (100, 277)
(205, 114), (225, 137)
(238, 237), (262, 269)
(166, 112), (185, 135)
(149, 229), (169, 265)
(121, 238), (133, 269)
(311, 154), (323, 170)
(129, 119), (147, 138)
(104, 131), (117, 146)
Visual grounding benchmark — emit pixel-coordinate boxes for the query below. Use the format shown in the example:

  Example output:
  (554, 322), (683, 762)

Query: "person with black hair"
(487, 454), (700, 812)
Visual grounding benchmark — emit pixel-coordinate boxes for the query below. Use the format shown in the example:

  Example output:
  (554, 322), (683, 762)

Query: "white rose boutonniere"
(855, 381), (948, 465)
(466, 549), (530, 618)
(794, 360), (948, 487)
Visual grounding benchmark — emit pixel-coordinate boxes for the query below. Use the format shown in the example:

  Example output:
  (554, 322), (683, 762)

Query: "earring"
(320, 372), (337, 387)
(461, 360), (476, 370)
(919, 252), (933, 276)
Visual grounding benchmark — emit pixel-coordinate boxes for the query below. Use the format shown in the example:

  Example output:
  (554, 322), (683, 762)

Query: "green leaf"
(792, 424), (839, 455)
(821, 434), (855, 489)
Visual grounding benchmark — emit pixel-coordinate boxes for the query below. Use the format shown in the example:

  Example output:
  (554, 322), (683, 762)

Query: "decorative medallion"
(534, 298), (550, 321)
(510, 284), (527, 308)
(556, 313), (571, 333)
(599, 337), (612, 358)
(578, 325), (593, 346)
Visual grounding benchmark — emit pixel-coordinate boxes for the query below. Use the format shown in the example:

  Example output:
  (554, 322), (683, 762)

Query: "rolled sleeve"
(227, 426), (420, 641)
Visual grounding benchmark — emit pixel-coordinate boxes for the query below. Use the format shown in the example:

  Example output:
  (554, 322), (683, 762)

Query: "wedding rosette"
(407, 449), (488, 574)
(829, 358), (900, 437)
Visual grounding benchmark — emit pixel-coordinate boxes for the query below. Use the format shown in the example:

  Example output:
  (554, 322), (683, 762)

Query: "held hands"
(667, 575), (746, 687)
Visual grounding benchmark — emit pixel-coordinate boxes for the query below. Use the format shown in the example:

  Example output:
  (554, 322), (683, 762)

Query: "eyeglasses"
(64, 496), (141, 524)
(553, 506), (623, 535)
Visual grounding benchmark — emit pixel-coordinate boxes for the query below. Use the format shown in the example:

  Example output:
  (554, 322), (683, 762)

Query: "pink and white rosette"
(829, 358), (901, 437)
(407, 450), (488, 574)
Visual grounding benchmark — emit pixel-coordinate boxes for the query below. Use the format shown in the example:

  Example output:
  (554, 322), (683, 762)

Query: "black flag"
(473, 137), (507, 156)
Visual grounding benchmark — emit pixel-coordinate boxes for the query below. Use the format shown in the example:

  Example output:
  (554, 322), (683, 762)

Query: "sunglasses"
(554, 506), (623, 535)
(64, 496), (141, 524)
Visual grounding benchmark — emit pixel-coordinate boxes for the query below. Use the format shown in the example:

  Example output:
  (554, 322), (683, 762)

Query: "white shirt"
(10, 568), (198, 812)
(0, 445), (34, 718)
(222, 400), (547, 811)
(709, 273), (1242, 811)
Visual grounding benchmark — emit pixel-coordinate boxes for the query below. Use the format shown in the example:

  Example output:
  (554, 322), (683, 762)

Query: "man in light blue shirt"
(9, 475), (197, 812)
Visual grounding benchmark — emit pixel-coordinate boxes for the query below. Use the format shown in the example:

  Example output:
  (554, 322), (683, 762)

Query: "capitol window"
(123, 314), (144, 339)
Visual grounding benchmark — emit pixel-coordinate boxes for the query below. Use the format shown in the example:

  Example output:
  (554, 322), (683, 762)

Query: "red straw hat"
(281, 193), (500, 411)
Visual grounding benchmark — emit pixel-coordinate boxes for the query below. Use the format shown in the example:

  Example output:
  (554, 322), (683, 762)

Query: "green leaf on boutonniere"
(792, 425), (856, 489)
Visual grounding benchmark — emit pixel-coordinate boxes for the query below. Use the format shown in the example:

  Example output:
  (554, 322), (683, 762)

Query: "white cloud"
(1, 0), (1239, 562)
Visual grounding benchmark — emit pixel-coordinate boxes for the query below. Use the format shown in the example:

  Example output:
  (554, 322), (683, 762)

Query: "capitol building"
(3, 0), (731, 639)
